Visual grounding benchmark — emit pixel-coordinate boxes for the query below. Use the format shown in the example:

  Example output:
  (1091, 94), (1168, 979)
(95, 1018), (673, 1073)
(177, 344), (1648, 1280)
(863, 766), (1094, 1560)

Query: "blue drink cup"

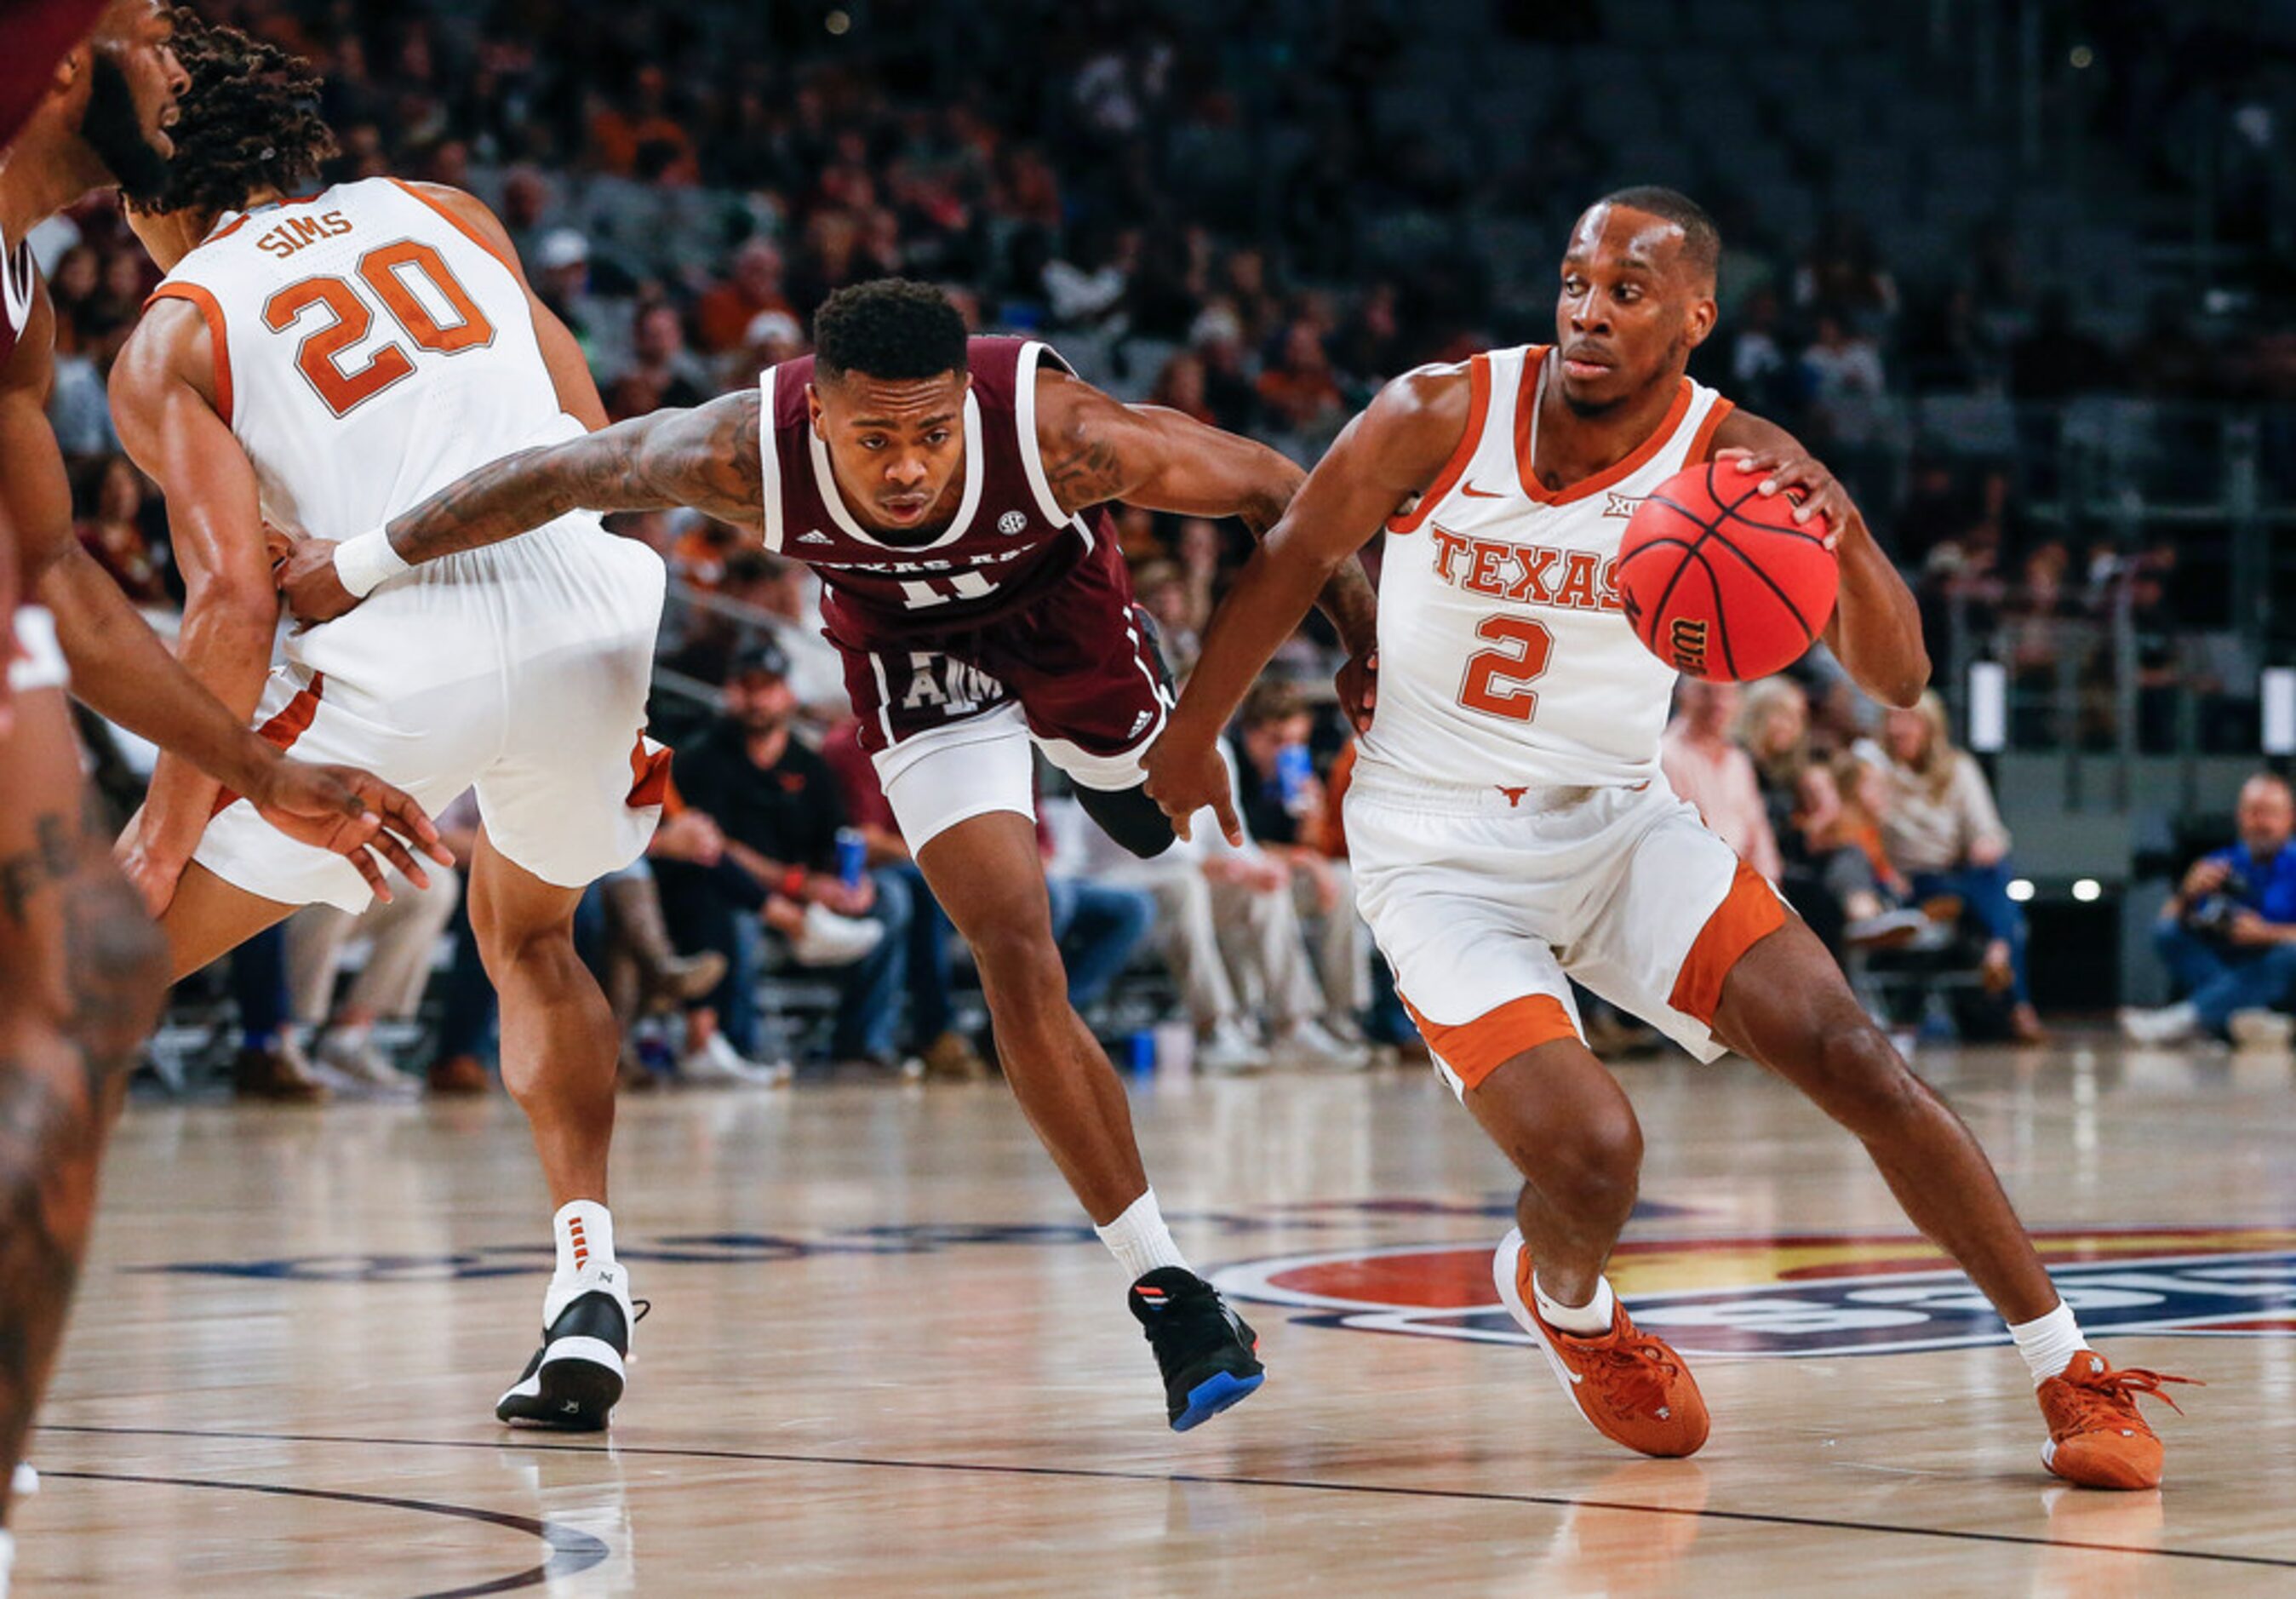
(1276, 742), (1314, 816)
(835, 828), (867, 889)
(1125, 1028), (1157, 1076)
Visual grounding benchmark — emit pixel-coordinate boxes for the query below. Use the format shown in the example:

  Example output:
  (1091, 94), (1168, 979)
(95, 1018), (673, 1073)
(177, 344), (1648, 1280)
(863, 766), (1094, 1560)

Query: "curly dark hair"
(812, 278), (968, 382)
(140, 9), (336, 219)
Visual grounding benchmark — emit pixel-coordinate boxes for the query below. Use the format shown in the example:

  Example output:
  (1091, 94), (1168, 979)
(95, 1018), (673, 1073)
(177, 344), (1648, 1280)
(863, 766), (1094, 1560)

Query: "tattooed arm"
(1033, 368), (1380, 657)
(278, 388), (764, 623)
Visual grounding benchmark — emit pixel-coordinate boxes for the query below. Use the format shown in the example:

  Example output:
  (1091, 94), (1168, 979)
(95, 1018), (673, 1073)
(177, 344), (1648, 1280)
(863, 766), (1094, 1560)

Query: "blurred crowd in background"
(27, 0), (2296, 1094)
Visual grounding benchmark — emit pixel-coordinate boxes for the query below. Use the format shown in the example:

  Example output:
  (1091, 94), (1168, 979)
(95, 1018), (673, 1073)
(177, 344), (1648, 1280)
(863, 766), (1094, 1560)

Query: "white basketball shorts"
(1345, 760), (1786, 1097)
(195, 517), (668, 912)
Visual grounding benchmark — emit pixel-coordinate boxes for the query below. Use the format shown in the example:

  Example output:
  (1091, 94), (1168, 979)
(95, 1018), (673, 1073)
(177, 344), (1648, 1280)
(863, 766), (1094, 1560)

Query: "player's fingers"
(364, 828), (432, 890)
(344, 841), (394, 903)
(1214, 790), (1245, 850)
(1169, 804), (1194, 844)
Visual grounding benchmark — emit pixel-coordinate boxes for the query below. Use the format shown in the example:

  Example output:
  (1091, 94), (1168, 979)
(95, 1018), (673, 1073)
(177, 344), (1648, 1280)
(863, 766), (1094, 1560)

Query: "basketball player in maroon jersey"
(1145, 189), (2188, 1486)
(0, 0), (447, 1567)
(280, 278), (1377, 1430)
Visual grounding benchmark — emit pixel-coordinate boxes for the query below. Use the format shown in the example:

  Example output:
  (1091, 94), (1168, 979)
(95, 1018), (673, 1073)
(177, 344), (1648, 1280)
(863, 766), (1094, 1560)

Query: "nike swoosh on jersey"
(1459, 481), (1507, 499)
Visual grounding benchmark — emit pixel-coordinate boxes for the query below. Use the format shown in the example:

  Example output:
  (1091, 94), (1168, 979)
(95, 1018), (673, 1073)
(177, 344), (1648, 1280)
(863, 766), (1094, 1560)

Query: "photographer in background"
(2121, 773), (2296, 1048)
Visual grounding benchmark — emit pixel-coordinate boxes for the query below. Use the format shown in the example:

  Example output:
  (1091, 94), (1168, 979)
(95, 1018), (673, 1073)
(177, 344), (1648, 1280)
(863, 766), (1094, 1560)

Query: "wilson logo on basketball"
(1211, 1225), (2296, 1357)
(1667, 617), (1709, 673)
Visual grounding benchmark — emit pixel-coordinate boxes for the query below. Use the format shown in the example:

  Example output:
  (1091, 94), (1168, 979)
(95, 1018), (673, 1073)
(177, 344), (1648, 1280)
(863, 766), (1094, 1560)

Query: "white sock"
(1, 1527), (14, 1599)
(2009, 1300), (2087, 1386)
(553, 1200), (616, 1281)
(1095, 1189), (1189, 1281)
(1533, 1271), (1617, 1337)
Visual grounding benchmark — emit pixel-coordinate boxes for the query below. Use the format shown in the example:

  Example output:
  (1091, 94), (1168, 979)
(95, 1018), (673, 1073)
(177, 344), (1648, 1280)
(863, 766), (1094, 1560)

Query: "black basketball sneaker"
(496, 1264), (642, 1430)
(1127, 1267), (1265, 1431)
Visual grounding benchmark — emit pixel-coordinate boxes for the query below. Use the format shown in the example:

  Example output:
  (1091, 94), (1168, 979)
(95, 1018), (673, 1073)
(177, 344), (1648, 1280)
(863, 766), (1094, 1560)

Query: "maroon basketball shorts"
(835, 578), (1170, 849)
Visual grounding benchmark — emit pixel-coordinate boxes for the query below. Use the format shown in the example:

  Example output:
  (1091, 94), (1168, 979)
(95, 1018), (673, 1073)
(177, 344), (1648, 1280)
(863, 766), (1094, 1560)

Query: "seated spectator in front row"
(2121, 773), (2296, 1049)
(1661, 679), (1784, 882)
(1228, 681), (1373, 1042)
(1870, 692), (2047, 1044)
(652, 642), (902, 1080)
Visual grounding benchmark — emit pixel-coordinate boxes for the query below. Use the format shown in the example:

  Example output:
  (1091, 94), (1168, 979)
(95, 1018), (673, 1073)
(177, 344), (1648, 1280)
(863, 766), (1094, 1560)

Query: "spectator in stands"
(1256, 318), (1345, 440)
(591, 812), (730, 1085)
(1228, 681), (1371, 1040)
(588, 65), (699, 184)
(1797, 309), (1888, 451)
(696, 238), (793, 355)
(74, 456), (167, 605)
(1132, 560), (1203, 679)
(1661, 679), (1783, 882)
(652, 642), (902, 1080)
(1737, 679), (1927, 956)
(2121, 773), (2296, 1048)
(1872, 693), (2047, 1042)
(606, 302), (712, 419)
(1791, 216), (1898, 333)
(283, 867), (463, 1096)
(1148, 352), (1218, 427)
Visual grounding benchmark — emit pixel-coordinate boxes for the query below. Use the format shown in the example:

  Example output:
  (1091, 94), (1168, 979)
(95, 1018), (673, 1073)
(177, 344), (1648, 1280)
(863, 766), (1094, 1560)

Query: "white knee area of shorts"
(1036, 724), (1161, 793)
(874, 706), (1037, 850)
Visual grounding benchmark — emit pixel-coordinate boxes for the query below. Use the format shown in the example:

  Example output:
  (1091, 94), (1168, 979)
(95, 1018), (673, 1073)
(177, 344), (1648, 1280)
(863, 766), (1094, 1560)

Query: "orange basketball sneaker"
(1492, 1229), (1709, 1458)
(2037, 1351), (2196, 1490)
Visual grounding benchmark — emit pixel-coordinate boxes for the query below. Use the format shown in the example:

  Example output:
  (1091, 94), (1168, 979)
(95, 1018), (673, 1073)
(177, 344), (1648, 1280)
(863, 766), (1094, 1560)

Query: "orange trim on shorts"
(209, 673), (327, 817)
(1684, 397), (1737, 465)
(1399, 990), (1579, 1091)
(1386, 353), (1492, 534)
(386, 178), (522, 277)
(143, 283), (234, 427)
(1513, 347), (1695, 506)
(627, 736), (673, 810)
(1667, 858), (1787, 1024)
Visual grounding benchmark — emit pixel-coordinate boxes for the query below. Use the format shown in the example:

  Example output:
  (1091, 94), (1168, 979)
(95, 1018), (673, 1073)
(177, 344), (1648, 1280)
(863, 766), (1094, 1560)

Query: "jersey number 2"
(263, 240), (495, 418)
(1458, 616), (1553, 722)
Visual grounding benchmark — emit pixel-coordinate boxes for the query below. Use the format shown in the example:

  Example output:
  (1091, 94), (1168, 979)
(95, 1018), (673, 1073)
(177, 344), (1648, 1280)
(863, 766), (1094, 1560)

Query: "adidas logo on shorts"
(799, 530), (833, 545)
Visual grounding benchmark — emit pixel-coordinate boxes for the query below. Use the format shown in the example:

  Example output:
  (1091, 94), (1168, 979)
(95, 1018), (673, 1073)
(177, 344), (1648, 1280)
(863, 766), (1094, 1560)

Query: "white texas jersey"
(147, 176), (581, 544)
(1357, 345), (1734, 789)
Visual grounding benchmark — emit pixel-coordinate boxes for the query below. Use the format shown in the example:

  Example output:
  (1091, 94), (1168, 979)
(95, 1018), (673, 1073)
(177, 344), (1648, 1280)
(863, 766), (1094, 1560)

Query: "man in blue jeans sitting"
(2121, 773), (2296, 1048)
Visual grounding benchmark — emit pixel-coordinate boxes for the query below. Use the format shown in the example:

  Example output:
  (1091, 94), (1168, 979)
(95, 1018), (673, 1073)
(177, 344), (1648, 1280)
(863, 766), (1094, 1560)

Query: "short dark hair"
(140, 11), (337, 219)
(812, 278), (968, 383)
(1595, 186), (1720, 286)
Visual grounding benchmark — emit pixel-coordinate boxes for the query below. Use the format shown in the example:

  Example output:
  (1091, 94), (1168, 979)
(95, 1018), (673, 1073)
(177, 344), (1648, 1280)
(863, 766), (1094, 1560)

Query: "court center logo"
(1211, 1226), (2296, 1357)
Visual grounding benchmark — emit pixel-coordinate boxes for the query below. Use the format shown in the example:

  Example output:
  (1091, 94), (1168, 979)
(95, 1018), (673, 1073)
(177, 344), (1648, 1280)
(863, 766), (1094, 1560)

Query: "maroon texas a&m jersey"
(755, 335), (1127, 654)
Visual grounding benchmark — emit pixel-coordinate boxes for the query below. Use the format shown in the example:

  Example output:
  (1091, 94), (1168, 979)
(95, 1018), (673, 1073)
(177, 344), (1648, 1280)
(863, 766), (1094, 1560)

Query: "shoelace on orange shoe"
(2061, 1362), (2201, 1427)
(1575, 1329), (1686, 1417)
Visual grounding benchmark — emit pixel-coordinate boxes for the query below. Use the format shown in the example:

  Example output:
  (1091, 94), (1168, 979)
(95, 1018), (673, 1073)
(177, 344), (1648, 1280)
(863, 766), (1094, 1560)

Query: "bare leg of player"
(0, 689), (169, 1541)
(915, 810), (1264, 1430)
(916, 813), (1145, 1220)
(467, 830), (635, 1430)
(1463, 1040), (1644, 1309)
(1465, 1038), (1709, 1458)
(157, 865), (295, 979)
(1709, 917), (2187, 1488)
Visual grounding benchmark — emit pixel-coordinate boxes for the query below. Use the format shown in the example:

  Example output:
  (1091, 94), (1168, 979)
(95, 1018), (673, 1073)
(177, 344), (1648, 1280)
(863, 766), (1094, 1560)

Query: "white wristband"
(334, 530), (411, 598)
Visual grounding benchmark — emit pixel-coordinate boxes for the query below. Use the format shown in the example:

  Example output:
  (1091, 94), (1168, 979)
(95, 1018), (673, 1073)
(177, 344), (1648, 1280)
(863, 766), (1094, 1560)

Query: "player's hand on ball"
(275, 535), (360, 625)
(246, 755), (455, 902)
(1715, 446), (1851, 547)
(1142, 731), (1243, 847)
(1336, 646), (1378, 734)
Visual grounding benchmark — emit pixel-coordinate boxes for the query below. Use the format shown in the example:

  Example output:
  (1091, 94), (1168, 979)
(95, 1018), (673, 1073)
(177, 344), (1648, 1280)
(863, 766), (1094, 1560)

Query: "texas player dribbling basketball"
(1144, 187), (2190, 1487)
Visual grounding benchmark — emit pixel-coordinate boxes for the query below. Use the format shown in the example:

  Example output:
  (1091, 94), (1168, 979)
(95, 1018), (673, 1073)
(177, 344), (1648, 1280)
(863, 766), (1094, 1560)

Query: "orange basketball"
(1615, 460), (1840, 681)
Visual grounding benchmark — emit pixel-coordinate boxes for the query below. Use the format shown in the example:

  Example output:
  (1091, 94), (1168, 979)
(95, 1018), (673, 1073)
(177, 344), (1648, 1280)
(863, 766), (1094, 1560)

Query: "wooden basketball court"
(18, 1039), (2295, 1595)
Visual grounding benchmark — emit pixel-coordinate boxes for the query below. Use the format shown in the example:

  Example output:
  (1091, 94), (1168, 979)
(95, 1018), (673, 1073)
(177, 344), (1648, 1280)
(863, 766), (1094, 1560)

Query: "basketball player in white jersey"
(1146, 189), (2189, 1488)
(111, 14), (665, 1430)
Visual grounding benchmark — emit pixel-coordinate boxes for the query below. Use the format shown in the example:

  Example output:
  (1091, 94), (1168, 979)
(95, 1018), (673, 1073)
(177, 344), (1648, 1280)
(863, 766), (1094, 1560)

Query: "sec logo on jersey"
(1211, 1224), (2296, 1357)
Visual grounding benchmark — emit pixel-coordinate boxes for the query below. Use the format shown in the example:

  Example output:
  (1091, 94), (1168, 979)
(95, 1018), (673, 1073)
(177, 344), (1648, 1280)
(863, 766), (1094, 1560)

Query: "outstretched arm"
(279, 388), (763, 622)
(1034, 368), (1379, 657)
(1141, 362), (1472, 843)
(1709, 410), (1929, 709)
